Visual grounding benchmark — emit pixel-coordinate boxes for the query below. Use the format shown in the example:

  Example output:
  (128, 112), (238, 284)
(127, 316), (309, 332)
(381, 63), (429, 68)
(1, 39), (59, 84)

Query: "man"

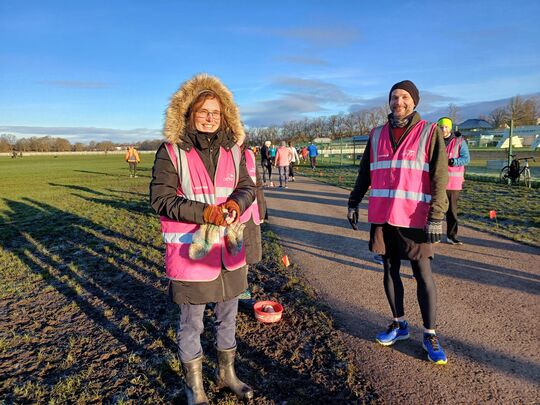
(307, 142), (318, 169)
(347, 80), (449, 364)
(438, 118), (470, 245)
(260, 141), (273, 186)
(125, 145), (140, 177)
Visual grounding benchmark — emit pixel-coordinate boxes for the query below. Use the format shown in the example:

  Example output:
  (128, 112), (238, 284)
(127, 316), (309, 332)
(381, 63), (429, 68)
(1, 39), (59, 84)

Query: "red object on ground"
(253, 301), (283, 323)
(489, 210), (497, 220)
(282, 255), (290, 267)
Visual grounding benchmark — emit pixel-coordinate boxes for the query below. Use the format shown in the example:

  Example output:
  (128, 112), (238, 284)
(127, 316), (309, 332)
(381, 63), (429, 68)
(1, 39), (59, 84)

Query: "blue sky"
(1, 0), (539, 143)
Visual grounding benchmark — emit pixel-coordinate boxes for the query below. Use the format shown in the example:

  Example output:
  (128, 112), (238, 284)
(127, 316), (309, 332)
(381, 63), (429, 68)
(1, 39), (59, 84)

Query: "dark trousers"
(446, 190), (460, 239)
(382, 256), (437, 329)
(310, 156), (317, 169)
(177, 298), (239, 362)
(261, 160), (272, 183)
(289, 162), (295, 178)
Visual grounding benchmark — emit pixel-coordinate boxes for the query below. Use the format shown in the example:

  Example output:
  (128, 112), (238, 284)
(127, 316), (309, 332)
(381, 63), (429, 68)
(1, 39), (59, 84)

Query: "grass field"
(0, 155), (377, 403)
(295, 162), (540, 247)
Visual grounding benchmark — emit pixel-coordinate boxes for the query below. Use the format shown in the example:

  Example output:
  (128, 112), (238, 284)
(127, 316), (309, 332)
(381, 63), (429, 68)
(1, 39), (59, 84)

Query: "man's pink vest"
(239, 149), (261, 225)
(368, 120), (436, 229)
(160, 143), (246, 282)
(446, 137), (464, 190)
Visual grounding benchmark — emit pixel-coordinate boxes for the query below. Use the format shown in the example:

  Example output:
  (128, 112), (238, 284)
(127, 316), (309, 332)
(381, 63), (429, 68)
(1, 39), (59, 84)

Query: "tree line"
(1, 96), (537, 152)
(0, 135), (163, 153)
(246, 95), (539, 145)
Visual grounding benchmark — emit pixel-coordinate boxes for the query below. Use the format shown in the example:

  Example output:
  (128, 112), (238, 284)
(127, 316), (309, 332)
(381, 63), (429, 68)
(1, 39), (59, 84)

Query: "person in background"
(300, 146), (308, 163)
(150, 74), (256, 403)
(347, 80), (449, 365)
(288, 141), (300, 181)
(125, 145), (141, 177)
(260, 140), (273, 187)
(307, 142), (318, 169)
(437, 118), (470, 245)
(274, 141), (292, 188)
(269, 143), (277, 166)
(235, 133), (267, 303)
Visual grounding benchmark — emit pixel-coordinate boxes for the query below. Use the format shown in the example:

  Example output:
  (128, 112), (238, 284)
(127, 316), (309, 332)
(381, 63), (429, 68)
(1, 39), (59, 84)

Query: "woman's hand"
(203, 205), (227, 226)
(220, 200), (240, 225)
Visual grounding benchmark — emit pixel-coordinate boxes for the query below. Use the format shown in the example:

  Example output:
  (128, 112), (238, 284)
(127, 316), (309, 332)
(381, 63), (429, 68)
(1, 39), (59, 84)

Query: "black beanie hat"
(389, 80), (420, 107)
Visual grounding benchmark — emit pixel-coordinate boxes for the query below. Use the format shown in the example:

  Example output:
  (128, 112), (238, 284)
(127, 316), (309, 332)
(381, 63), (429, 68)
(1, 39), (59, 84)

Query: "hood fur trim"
(163, 73), (245, 145)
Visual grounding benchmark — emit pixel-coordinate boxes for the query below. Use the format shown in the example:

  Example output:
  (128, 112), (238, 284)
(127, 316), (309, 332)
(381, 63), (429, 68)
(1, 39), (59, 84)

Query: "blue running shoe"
(376, 321), (409, 346)
(423, 333), (448, 365)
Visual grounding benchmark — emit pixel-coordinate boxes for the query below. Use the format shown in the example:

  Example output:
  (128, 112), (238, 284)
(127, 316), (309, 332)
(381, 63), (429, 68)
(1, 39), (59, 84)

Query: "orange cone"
(282, 255), (290, 267)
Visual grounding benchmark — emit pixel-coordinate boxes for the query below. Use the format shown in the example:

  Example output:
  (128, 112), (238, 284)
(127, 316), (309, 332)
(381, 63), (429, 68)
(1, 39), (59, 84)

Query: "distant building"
(457, 119), (540, 148)
(312, 137), (332, 143)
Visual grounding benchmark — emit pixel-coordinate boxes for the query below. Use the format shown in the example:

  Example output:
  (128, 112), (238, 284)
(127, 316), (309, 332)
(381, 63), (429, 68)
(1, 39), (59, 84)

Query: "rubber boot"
(182, 356), (209, 405)
(216, 347), (254, 399)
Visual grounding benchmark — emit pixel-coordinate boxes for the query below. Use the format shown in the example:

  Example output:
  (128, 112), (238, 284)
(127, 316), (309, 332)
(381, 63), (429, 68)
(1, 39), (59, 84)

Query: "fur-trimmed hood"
(163, 73), (245, 145)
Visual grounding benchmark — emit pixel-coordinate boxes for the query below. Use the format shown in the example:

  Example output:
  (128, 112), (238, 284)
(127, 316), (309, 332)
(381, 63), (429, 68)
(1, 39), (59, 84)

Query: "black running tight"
(382, 256), (437, 329)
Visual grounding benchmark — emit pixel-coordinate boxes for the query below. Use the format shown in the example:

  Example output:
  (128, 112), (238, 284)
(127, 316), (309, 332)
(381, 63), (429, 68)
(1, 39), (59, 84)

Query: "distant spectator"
(125, 145), (140, 177)
(307, 142), (318, 169)
(437, 118), (470, 245)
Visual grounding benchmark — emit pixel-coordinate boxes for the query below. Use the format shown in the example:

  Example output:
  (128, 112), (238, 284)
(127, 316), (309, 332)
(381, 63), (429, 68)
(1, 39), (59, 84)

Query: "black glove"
(424, 220), (442, 243)
(448, 158), (455, 167)
(347, 207), (359, 230)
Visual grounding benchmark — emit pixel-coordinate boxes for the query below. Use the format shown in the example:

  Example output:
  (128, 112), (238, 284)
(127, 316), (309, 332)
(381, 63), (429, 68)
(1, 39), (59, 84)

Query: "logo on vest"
(223, 174), (235, 183)
(378, 153), (390, 159)
(403, 149), (416, 158)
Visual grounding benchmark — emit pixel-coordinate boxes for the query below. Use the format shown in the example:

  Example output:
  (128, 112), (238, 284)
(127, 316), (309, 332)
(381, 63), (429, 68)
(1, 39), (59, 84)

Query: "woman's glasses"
(196, 109), (221, 119)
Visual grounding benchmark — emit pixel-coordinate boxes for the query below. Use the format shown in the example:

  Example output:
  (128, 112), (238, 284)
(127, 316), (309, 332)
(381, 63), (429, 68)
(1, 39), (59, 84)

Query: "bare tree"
(488, 107), (509, 128)
(448, 103), (460, 125)
(507, 95), (539, 126)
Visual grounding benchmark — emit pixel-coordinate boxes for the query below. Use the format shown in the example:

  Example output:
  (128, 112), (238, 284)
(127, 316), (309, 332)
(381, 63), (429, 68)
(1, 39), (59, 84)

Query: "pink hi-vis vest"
(446, 137), (464, 190)
(160, 143), (246, 282)
(368, 120), (436, 229)
(239, 149), (261, 225)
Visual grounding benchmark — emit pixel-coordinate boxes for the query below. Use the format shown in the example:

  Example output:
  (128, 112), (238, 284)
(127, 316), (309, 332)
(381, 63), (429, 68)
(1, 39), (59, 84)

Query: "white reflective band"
(370, 160), (429, 172)
(162, 232), (193, 243)
(216, 188), (235, 198)
(190, 193), (214, 203)
(448, 172), (464, 177)
(370, 188), (432, 203)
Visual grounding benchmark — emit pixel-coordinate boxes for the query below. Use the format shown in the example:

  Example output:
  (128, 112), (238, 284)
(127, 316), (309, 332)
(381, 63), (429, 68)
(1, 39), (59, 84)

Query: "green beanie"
(437, 117), (453, 129)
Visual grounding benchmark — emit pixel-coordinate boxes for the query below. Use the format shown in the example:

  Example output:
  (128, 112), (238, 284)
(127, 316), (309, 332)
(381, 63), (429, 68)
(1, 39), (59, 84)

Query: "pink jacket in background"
(275, 146), (292, 167)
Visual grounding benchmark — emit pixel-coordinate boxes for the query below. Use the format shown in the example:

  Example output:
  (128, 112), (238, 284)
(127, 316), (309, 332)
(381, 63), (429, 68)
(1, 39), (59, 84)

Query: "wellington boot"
(182, 356), (209, 405)
(216, 347), (254, 400)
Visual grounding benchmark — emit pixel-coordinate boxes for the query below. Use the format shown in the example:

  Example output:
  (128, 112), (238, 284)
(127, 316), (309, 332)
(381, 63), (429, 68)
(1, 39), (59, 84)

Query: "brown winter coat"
(150, 74), (255, 304)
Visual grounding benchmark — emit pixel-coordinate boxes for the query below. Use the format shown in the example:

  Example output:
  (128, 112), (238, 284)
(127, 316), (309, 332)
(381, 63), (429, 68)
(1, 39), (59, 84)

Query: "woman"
(150, 74), (255, 404)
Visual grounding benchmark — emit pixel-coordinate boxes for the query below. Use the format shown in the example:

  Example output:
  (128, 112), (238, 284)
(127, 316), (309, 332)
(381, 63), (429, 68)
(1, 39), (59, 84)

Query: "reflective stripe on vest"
(239, 149), (261, 225)
(368, 120), (435, 229)
(160, 143), (246, 282)
(446, 137), (465, 190)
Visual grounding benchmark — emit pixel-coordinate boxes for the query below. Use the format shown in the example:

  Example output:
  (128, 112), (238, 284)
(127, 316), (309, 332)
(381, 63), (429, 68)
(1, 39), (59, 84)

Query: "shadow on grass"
(0, 197), (361, 402)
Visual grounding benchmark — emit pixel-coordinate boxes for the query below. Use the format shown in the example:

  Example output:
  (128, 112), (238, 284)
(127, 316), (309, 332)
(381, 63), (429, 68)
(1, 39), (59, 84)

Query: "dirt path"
(264, 174), (540, 404)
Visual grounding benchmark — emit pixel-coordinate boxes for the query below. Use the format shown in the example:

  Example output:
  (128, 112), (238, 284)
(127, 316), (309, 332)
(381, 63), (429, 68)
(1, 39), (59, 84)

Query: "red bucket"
(253, 300), (283, 323)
